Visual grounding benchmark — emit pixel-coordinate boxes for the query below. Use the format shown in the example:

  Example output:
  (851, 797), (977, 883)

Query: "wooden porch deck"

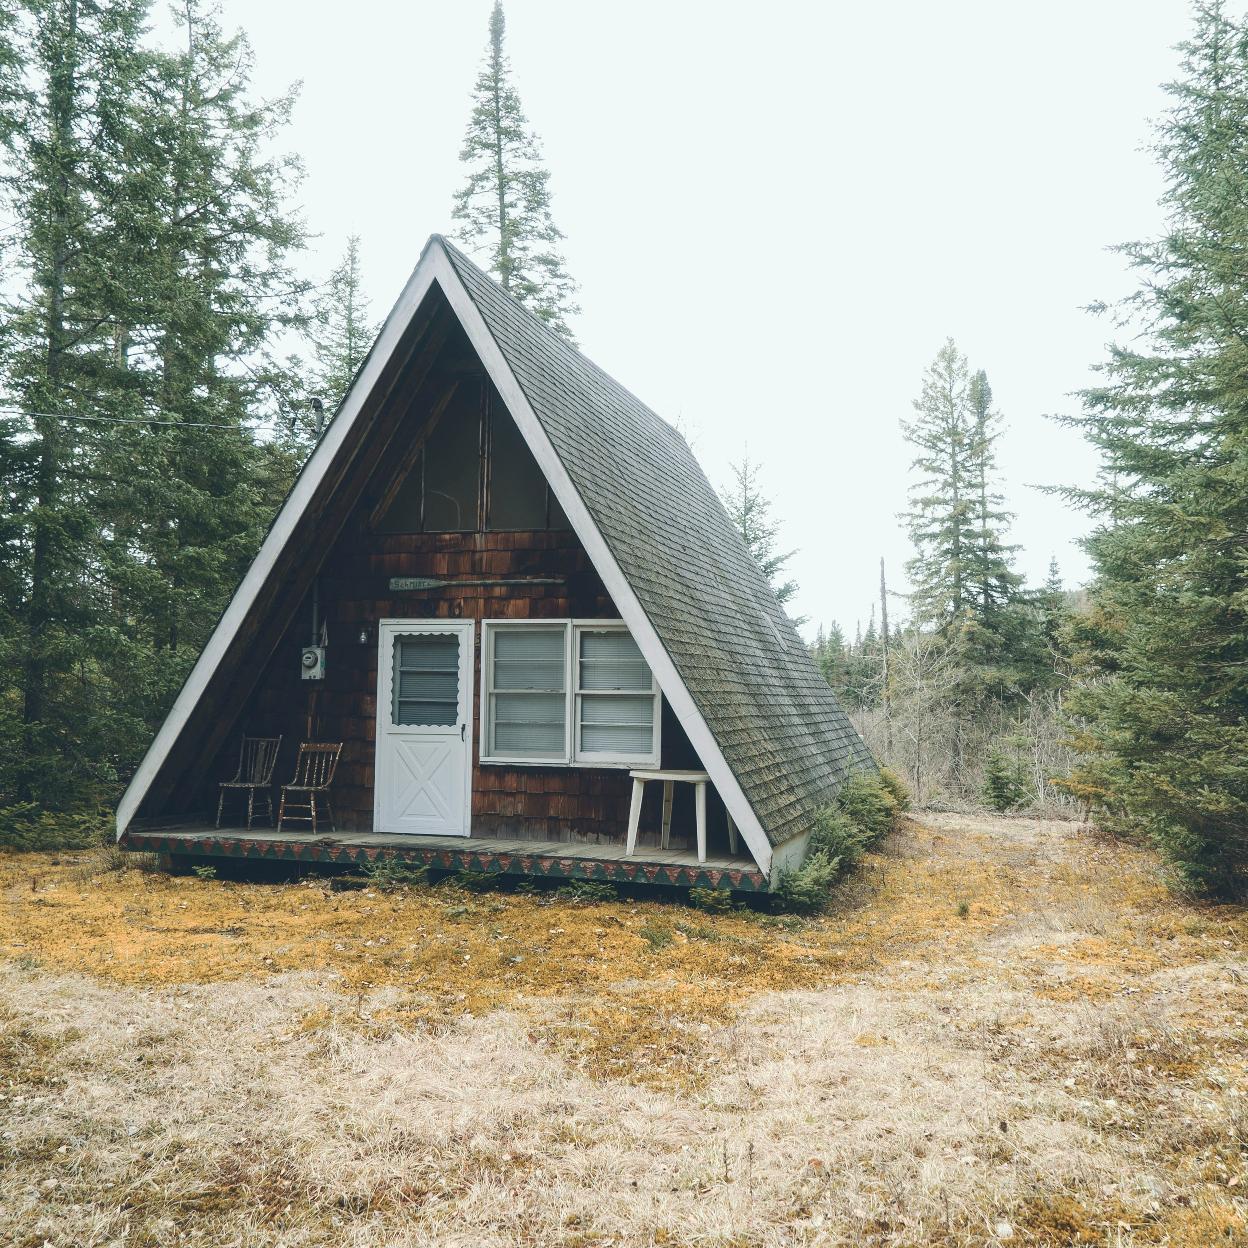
(121, 824), (770, 892)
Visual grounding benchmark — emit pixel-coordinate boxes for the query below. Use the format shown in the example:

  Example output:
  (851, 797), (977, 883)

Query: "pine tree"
(451, 0), (579, 337)
(94, 0), (307, 744)
(1062, 0), (1248, 895)
(0, 0), (307, 807)
(310, 234), (378, 428)
(0, 0), (154, 804)
(813, 621), (849, 689)
(1039, 557), (1070, 677)
(964, 370), (1022, 624)
(721, 455), (799, 609)
(901, 340), (976, 632)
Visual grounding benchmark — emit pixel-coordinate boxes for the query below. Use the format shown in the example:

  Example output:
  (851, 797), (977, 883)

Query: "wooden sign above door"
(388, 576), (565, 592)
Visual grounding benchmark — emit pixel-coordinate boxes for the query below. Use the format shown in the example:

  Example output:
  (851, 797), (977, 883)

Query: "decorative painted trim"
(121, 831), (769, 893)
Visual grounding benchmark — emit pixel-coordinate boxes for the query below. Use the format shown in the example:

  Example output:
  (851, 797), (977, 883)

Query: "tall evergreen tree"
(721, 455), (799, 609)
(1062, 0), (1248, 895)
(310, 234), (378, 424)
(901, 340), (976, 631)
(0, 0), (307, 807)
(964, 370), (1022, 622)
(94, 0), (307, 746)
(451, 0), (579, 337)
(0, 0), (154, 804)
(1039, 557), (1068, 669)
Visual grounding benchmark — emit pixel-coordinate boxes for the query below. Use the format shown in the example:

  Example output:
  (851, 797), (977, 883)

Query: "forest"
(1, 0), (1247, 902)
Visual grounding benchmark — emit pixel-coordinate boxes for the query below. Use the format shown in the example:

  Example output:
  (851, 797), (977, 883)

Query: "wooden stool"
(625, 769), (714, 862)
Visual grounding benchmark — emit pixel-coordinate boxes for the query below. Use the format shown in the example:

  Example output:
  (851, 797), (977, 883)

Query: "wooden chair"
(216, 735), (282, 830)
(277, 742), (343, 834)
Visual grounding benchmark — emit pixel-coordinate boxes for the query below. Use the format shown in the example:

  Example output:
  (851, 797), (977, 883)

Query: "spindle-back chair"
(276, 742), (343, 834)
(216, 735), (282, 830)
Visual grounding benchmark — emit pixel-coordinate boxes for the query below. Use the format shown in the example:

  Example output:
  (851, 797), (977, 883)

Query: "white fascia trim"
(115, 245), (448, 838)
(429, 247), (773, 874)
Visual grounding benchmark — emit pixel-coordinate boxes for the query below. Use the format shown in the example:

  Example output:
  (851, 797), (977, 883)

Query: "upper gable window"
(423, 388), (480, 531)
(487, 403), (570, 531)
(375, 380), (571, 534)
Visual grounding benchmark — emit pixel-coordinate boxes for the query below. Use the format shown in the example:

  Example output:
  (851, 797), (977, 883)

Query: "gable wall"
(203, 454), (724, 849)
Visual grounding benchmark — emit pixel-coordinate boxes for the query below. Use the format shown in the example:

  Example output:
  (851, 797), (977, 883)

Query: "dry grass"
(1, 814), (1246, 1246)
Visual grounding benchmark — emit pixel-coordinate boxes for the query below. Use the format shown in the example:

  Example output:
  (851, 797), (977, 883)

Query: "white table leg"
(726, 811), (739, 855)
(625, 777), (645, 856)
(695, 781), (707, 864)
(660, 781), (674, 850)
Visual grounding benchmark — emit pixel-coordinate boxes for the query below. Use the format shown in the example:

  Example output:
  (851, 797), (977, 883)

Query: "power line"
(0, 404), (289, 432)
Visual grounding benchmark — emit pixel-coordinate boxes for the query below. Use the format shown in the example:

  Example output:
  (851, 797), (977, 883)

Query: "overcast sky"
(215, 0), (1193, 641)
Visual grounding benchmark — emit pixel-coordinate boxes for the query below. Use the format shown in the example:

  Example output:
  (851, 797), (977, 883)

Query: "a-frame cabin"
(117, 236), (874, 892)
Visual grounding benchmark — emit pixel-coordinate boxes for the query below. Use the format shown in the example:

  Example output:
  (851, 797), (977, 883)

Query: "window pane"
(578, 630), (652, 691)
(375, 449), (423, 533)
(494, 627), (565, 674)
(494, 659), (564, 690)
(579, 693), (654, 755)
(392, 634), (459, 726)
(423, 389), (480, 531)
(491, 692), (566, 756)
(487, 403), (548, 530)
(488, 627), (568, 757)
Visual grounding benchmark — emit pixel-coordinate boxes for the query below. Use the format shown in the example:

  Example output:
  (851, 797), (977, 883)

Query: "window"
(375, 385), (481, 534)
(576, 629), (655, 757)
(487, 626), (566, 759)
(487, 404), (551, 530)
(393, 633), (460, 726)
(481, 621), (660, 766)
(422, 388), (481, 532)
(375, 381), (571, 534)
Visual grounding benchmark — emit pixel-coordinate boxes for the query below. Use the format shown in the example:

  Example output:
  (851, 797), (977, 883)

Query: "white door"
(375, 621), (474, 836)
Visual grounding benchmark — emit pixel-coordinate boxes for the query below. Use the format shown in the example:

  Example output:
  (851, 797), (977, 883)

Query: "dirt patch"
(2, 813), (1246, 1246)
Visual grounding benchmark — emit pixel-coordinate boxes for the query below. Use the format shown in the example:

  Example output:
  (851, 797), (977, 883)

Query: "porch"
(121, 824), (769, 893)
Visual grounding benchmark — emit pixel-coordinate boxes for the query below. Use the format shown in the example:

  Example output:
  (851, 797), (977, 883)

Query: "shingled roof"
(438, 238), (874, 849)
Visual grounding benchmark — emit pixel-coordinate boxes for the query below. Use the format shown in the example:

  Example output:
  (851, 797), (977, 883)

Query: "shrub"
(807, 806), (867, 872)
(835, 770), (899, 846)
(554, 880), (617, 904)
(363, 858), (430, 891)
(770, 768), (907, 914)
(191, 864), (218, 881)
(688, 885), (734, 913)
(447, 869), (496, 892)
(877, 766), (911, 813)
(0, 803), (110, 853)
(982, 750), (1028, 812)
(771, 851), (840, 914)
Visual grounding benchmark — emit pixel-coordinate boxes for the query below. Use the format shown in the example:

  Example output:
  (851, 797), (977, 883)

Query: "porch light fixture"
(358, 626), (370, 646)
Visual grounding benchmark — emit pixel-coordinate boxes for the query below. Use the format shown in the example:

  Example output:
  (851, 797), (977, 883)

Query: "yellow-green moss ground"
(2, 813), (1245, 1246)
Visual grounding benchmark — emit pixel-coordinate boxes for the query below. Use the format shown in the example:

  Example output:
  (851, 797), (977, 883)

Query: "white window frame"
(479, 619), (661, 769)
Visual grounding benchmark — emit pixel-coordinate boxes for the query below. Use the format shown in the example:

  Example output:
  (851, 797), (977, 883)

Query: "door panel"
(375, 622), (473, 835)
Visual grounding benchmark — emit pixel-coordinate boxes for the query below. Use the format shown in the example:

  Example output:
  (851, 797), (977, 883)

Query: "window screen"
(423, 390), (480, 532)
(488, 627), (567, 758)
(576, 630), (655, 756)
(393, 634), (460, 726)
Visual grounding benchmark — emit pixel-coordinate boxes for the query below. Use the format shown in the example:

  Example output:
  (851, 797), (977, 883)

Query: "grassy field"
(1, 813), (1246, 1247)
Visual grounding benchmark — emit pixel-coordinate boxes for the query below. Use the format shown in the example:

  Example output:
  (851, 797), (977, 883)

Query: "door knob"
(461, 724), (467, 741)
